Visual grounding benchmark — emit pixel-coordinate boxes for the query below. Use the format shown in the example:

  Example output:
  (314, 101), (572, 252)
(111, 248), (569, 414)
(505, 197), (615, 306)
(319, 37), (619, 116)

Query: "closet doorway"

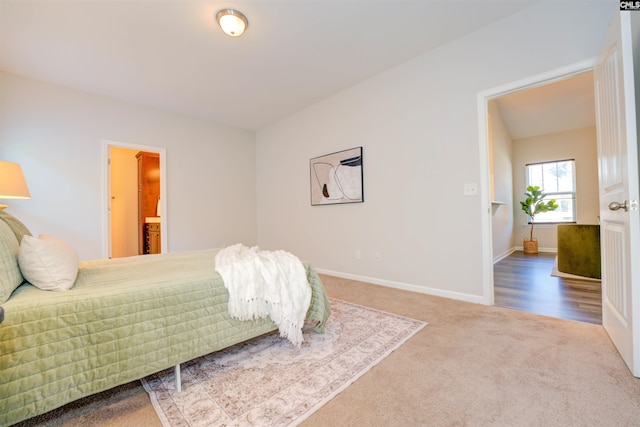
(104, 140), (167, 259)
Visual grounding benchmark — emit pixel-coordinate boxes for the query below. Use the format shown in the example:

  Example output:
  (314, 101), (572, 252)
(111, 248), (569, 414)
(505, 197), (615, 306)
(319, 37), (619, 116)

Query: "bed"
(0, 213), (331, 426)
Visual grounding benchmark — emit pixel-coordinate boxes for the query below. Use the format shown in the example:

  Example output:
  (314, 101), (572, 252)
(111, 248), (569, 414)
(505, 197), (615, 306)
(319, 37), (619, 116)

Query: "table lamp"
(0, 161), (30, 210)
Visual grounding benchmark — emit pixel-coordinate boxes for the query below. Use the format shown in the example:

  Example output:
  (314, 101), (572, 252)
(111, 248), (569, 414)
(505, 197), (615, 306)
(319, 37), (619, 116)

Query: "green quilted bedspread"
(0, 249), (331, 426)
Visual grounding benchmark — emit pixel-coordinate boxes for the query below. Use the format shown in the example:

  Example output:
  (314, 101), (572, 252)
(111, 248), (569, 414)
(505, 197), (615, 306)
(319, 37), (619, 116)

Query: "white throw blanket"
(214, 244), (312, 347)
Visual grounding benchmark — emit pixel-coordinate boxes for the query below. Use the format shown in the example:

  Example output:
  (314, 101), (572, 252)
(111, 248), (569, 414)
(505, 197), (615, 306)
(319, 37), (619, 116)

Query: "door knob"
(608, 200), (628, 211)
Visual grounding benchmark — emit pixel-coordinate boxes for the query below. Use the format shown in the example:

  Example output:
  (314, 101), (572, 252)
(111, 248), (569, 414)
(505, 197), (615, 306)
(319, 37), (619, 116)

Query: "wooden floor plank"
(493, 251), (602, 324)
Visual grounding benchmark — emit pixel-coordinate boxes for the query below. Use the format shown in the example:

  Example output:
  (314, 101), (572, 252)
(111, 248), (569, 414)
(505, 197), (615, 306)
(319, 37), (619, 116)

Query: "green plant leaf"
(520, 185), (558, 234)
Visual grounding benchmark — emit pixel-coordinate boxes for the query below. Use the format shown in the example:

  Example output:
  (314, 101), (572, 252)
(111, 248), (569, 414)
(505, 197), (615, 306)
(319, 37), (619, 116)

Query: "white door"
(594, 11), (640, 377)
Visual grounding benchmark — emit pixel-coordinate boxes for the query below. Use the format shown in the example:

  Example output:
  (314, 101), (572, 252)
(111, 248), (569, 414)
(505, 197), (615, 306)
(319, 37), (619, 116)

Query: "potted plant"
(520, 185), (558, 254)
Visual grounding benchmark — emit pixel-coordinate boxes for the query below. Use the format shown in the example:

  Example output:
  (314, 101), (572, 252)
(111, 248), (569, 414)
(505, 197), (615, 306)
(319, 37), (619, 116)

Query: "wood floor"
(494, 251), (602, 324)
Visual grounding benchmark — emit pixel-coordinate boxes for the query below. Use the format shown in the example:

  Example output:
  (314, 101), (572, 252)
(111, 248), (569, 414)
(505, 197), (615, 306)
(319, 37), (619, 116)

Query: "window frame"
(524, 159), (577, 224)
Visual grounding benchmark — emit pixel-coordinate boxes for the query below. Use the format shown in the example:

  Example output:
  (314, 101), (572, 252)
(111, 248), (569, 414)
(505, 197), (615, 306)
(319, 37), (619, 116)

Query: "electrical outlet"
(375, 252), (381, 261)
(355, 250), (362, 260)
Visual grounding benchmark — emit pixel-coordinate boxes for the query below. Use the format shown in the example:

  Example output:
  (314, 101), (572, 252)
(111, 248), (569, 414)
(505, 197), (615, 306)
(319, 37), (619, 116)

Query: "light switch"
(464, 183), (478, 196)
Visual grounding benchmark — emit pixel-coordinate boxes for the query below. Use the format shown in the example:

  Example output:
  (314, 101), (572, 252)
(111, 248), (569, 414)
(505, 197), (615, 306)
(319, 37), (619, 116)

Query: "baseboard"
(514, 245), (557, 254)
(494, 246), (557, 264)
(493, 248), (516, 264)
(315, 268), (485, 305)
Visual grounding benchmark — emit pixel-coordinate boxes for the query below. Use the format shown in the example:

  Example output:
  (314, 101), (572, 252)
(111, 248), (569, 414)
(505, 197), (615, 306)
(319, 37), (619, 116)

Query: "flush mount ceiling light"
(216, 9), (248, 37)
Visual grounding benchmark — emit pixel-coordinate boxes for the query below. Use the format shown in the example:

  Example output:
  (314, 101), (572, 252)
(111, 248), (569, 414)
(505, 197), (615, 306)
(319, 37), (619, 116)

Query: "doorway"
(493, 251), (602, 323)
(478, 59), (601, 318)
(103, 140), (167, 259)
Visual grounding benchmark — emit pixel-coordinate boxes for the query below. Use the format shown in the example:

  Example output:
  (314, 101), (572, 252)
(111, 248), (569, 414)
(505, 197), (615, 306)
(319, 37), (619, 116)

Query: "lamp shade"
(216, 9), (248, 37)
(0, 161), (30, 199)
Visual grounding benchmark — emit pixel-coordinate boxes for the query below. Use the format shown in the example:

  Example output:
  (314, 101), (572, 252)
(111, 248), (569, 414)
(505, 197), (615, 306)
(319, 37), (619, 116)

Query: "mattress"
(0, 249), (331, 425)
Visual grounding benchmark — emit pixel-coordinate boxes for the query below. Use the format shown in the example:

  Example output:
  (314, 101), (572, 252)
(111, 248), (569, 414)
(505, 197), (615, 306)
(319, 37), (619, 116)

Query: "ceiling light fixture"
(216, 9), (248, 37)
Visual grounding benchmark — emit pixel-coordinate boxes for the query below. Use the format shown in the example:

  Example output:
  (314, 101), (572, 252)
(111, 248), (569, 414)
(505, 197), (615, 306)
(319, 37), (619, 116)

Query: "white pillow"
(18, 233), (79, 291)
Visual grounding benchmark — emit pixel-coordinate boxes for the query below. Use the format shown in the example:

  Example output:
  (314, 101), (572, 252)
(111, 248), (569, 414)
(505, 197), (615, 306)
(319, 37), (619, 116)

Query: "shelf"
(491, 201), (507, 216)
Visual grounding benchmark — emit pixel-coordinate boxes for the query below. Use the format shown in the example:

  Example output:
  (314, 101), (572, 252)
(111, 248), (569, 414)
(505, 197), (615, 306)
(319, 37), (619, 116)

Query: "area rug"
(550, 256), (601, 285)
(141, 298), (426, 427)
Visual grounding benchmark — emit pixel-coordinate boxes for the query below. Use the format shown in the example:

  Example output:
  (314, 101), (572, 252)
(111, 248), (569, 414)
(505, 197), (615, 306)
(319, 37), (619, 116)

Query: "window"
(525, 159), (576, 223)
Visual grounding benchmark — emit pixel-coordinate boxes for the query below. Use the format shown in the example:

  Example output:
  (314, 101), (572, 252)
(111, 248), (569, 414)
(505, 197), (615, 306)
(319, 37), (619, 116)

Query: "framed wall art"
(310, 146), (363, 206)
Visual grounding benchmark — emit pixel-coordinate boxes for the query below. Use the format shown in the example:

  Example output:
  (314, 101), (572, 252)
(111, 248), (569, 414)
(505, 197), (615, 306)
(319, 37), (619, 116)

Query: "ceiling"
(0, 0), (545, 131)
(493, 71), (596, 140)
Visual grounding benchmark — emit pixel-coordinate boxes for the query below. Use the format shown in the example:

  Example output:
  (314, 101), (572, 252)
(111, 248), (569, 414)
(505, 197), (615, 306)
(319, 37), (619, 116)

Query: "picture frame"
(310, 146), (363, 206)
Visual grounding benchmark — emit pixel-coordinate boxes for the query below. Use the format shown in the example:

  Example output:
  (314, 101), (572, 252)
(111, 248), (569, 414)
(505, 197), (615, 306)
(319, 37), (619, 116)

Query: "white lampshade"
(216, 9), (248, 37)
(0, 161), (30, 209)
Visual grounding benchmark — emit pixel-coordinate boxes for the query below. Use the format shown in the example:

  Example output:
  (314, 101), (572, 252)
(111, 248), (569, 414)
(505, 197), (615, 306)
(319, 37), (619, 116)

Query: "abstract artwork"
(310, 147), (363, 205)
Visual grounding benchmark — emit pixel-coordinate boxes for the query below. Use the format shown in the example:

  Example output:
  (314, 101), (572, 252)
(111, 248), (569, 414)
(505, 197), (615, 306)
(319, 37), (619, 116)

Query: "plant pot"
(523, 238), (538, 254)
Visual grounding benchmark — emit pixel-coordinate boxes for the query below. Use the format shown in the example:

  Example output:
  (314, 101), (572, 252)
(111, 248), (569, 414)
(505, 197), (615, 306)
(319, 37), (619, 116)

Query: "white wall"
(0, 72), (258, 260)
(256, 1), (615, 302)
(512, 126), (600, 250)
(488, 101), (514, 262)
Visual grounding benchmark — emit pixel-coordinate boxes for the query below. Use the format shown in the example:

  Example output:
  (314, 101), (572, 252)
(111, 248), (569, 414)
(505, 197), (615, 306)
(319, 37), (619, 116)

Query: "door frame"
(477, 58), (596, 305)
(102, 139), (167, 259)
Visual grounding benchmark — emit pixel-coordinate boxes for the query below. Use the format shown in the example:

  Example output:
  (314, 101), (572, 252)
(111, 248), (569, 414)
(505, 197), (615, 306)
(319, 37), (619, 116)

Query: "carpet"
(141, 298), (426, 427)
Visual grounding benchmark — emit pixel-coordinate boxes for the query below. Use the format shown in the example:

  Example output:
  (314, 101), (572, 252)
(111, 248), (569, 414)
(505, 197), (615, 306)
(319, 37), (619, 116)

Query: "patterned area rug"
(141, 298), (426, 426)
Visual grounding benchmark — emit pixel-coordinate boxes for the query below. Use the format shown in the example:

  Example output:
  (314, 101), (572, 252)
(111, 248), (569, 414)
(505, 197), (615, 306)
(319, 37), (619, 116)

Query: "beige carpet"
(141, 299), (425, 426)
(13, 274), (640, 426)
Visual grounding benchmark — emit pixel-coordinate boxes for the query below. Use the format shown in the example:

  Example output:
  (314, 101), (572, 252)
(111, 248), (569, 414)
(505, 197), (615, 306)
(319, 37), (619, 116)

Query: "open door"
(103, 140), (167, 259)
(594, 10), (640, 377)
